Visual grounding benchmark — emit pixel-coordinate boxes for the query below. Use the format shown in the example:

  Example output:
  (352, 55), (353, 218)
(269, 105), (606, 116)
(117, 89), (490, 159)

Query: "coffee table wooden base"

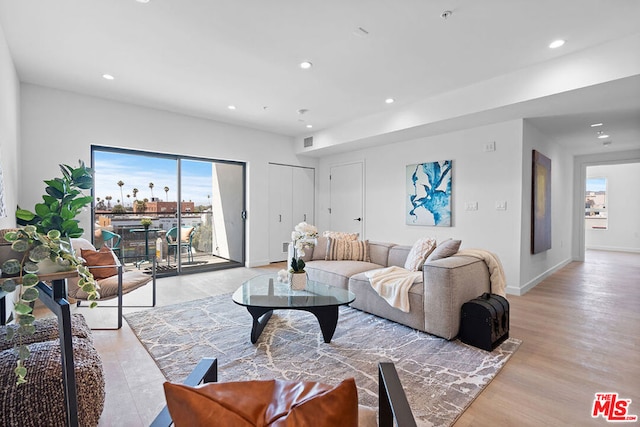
(246, 305), (339, 344)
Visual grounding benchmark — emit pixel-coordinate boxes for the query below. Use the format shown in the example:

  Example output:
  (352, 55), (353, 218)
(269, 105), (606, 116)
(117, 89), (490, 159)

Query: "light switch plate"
(495, 201), (507, 210)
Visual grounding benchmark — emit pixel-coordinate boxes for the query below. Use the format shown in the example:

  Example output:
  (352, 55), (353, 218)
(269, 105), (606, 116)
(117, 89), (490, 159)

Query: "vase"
(289, 272), (307, 290)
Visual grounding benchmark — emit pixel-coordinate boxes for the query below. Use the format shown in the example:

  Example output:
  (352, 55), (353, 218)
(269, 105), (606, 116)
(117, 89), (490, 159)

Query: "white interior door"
(329, 162), (364, 237)
(292, 167), (315, 225)
(268, 164), (292, 262)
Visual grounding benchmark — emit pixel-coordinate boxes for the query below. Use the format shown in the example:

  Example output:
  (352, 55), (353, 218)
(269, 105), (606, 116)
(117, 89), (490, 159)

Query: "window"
(585, 177), (607, 230)
(92, 146), (246, 276)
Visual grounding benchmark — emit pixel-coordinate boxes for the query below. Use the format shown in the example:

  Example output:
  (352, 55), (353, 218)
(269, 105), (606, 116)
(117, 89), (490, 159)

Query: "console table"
(0, 271), (80, 427)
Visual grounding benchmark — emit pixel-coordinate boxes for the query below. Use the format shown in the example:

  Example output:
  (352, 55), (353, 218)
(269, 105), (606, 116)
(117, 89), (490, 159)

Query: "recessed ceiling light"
(590, 123), (603, 127)
(227, 105), (236, 110)
(102, 74), (114, 80)
(300, 61), (313, 69)
(597, 134), (610, 139)
(306, 124), (313, 129)
(136, 0), (150, 3)
(549, 39), (565, 49)
(385, 98), (395, 104)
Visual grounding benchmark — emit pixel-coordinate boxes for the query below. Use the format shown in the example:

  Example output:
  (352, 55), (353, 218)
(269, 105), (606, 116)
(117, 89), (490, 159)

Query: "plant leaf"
(15, 209), (36, 221)
(21, 288), (39, 303)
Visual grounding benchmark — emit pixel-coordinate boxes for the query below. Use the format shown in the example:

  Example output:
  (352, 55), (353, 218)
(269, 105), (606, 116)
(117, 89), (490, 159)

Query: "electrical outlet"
(465, 202), (478, 211)
(484, 141), (496, 152)
(495, 201), (507, 210)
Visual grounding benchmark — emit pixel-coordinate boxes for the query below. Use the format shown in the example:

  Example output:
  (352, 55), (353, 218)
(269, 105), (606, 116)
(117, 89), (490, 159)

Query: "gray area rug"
(125, 294), (521, 427)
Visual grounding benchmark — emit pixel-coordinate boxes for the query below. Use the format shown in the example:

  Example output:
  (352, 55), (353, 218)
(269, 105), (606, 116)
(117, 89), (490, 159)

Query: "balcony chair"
(100, 229), (121, 258)
(68, 238), (156, 330)
(166, 226), (195, 265)
(151, 358), (416, 427)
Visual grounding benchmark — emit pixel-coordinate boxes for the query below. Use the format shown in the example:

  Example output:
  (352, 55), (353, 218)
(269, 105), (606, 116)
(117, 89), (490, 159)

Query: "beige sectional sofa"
(301, 238), (491, 340)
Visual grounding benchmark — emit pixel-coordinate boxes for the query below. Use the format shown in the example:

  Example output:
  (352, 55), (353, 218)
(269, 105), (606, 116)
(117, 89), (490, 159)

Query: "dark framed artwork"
(531, 150), (551, 254)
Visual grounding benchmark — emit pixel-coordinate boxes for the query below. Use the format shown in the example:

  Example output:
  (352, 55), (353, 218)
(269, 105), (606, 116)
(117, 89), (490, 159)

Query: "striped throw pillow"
(322, 231), (359, 241)
(325, 238), (370, 262)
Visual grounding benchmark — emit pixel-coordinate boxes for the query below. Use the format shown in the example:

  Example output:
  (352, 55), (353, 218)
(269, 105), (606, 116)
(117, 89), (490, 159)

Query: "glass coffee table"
(232, 274), (355, 344)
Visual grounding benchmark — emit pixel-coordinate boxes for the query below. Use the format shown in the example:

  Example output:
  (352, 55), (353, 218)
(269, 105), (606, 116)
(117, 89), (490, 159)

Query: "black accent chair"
(151, 358), (417, 427)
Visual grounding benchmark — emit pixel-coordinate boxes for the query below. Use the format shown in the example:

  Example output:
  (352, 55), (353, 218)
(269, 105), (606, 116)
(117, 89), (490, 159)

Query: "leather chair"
(69, 238), (156, 329)
(151, 358), (416, 427)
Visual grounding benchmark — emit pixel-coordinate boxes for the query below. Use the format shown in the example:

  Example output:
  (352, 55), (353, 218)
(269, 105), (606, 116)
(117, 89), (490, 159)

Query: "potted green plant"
(0, 160), (99, 384)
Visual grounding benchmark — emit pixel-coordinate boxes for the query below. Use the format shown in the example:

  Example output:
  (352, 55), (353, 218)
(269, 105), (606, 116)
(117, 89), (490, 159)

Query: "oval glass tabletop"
(232, 274), (355, 309)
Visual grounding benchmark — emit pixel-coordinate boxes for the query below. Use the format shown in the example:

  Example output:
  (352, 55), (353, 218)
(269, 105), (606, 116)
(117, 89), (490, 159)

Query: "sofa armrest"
(422, 256), (490, 340)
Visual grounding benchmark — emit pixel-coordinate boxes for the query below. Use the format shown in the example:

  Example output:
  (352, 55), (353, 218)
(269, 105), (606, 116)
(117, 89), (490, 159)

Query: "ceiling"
(0, 0), (639, 155)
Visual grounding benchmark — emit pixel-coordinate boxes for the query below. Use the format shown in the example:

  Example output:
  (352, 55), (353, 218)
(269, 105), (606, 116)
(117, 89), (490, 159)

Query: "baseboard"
(247, 258), (272, 268)
(512, 257), (573, 296)
(586, 245), (640, 253)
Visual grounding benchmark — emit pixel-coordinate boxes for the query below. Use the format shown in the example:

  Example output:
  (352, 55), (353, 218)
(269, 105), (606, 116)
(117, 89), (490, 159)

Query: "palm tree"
(105, 195), (113, 209)
(117, 180), (124, 205)
(149, 182), (154, 199)
(126, 194), (131, 207)
(133, 188), (139, 200)
(164, 186), (170, 201)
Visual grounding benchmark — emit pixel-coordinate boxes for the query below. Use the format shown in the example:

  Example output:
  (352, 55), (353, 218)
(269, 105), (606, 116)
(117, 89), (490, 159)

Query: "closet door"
(292, 167), (315, 226)
(268, 164), (293, 262)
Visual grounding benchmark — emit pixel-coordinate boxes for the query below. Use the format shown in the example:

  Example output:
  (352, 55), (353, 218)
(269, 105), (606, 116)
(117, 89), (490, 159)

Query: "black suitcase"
(460, 293), (509, 351)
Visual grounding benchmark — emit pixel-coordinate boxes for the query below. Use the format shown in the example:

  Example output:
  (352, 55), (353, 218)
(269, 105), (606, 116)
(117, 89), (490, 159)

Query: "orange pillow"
(81, 246), (118, 280)
(164, 377), (358, 427)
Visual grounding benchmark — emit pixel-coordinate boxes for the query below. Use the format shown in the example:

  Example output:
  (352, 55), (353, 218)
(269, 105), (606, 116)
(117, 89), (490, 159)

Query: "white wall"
(586, 163), (640, 252)
(0, 24), (19, 231)
(519, 120), (574, 294)
(19, 84), (318, 267)
(316, 120), (525, 292)
(0, 25), (20, 322)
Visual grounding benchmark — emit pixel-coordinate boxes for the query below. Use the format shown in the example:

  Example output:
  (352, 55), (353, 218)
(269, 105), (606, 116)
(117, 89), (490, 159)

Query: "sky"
(586, 177), (607, 192)
(93, 151), (215, 206)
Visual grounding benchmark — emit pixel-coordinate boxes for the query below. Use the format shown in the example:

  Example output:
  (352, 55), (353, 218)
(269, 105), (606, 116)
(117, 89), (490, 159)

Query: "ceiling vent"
(303, 136), (313, 148)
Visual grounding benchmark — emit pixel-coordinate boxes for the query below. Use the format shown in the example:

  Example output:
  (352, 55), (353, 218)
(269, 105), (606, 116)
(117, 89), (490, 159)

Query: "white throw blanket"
(365, 266), (422, 312)
(454, 249), (507, 296)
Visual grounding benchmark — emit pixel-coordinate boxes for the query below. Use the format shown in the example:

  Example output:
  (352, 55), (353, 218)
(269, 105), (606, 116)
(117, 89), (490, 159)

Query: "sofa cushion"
(426, 239), (461, 262)
(310, 236), (329, 261)
(305, 260), (384, 290)
(404, 237), (437, 271)
(367, 242), (397, 266)
(325, 238), (370, 262)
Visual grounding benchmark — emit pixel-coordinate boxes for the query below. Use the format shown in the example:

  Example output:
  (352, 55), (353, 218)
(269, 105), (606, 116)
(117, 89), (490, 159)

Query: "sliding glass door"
(92, 147), (245, 276)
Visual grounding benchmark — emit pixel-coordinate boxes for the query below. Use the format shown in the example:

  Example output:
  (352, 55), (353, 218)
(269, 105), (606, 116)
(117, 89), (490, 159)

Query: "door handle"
(354, 217), (362, 221)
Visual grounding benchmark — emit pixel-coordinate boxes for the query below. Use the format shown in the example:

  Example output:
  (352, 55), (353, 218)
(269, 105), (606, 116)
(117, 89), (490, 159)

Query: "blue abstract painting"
(406, 160), (452, 226)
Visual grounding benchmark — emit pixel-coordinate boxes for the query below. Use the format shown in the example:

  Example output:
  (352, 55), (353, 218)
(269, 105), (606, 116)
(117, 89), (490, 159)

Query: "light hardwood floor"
(61, 250), (639, 426)
(455, 250), (640, 426)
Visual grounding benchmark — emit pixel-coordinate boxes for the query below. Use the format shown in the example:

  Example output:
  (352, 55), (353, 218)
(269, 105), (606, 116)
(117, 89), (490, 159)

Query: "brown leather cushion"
(164, 377), (358, 427)
(81, 246), (117, 279)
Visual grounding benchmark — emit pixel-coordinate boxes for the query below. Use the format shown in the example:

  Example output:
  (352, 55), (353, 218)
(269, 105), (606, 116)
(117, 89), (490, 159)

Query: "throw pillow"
(325, 238), (370, 262)
(81, 246), (118, 280)
(404, 237), (437, 271)
(322, 231), (359, 241)
(180, 227), (194, 242)
(425, 239), (462, 262)
(163, 377), (358, 427)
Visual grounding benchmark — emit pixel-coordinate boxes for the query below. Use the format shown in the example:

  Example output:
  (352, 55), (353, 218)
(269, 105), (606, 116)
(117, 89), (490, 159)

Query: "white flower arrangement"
(289, 222), (318, 273)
